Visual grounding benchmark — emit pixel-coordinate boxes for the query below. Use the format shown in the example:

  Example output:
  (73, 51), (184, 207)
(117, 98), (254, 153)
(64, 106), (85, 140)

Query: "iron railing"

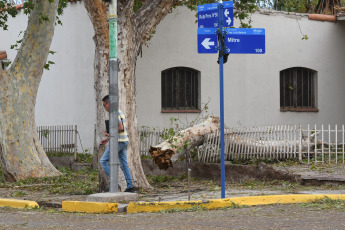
(36, 125), (78, 160)
(139, 124), (345, 164)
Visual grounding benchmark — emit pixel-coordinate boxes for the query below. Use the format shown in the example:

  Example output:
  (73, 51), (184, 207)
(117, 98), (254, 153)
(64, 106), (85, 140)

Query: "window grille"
(280, 67), (318, 111)
(161, 67), (200, 111)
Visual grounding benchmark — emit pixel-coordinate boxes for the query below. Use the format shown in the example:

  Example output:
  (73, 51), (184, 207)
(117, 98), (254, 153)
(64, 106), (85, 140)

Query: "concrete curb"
(201, 194), (345, 210)
(127, 200), (204, 213)
(62, 201), (118, 213)
(0, 198), (39, 209)
(127, 194), (345, 213)
(3, 194), (345, 213)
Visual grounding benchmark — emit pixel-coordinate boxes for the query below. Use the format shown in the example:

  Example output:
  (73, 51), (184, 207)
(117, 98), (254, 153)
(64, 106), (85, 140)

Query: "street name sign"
(224, 28), (265, 54)
(198, 2), (233, 28)
(197, 28), (218, 53)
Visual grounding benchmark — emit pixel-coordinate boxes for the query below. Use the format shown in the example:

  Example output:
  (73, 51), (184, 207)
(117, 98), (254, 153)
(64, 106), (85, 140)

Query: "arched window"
(280, 67), (318, 112)
(161, 67), (200, 112)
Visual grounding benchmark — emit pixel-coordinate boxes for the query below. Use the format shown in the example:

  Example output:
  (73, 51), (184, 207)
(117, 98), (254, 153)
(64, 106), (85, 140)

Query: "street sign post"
(225, 28), (265, 54)
(197, 28), (218, 53)
(198, 2), (233, 28)
(217, 1), (226, 199)
(197, 1), (265, 199)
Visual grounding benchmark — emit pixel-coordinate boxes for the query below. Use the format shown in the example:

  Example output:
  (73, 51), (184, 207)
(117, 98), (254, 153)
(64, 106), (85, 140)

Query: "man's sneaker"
(124, 187), (135, 193)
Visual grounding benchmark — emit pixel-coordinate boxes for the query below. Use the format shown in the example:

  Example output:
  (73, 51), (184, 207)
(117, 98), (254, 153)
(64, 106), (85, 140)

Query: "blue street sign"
(198, 2), (233, 28)
(197, 28), (218, 53)
(224, 28), (265, 54)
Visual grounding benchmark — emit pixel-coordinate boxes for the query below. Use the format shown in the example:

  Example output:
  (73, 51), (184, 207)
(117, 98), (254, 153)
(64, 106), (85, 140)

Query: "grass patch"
(299, 197), (345, 211)
(11, 191), (27, 197)
(46, 151), (93, 163)
(0, 166), (99, 196)
(141, 155), (153, 160)
(158, 208), (182, 213)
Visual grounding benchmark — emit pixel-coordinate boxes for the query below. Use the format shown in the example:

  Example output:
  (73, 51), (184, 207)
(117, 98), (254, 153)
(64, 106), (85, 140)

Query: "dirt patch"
(142, 159), (300, 183)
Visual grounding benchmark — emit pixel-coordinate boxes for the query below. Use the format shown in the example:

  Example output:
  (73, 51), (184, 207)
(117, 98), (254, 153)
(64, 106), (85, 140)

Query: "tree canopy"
(0, 0), (68, 31)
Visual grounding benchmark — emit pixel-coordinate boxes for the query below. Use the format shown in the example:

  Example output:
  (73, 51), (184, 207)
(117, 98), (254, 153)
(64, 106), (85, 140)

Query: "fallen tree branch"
(149, 116), (220, 170)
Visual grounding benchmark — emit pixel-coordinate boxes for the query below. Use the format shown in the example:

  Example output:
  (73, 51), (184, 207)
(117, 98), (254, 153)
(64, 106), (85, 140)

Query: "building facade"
(1, 3), (345, 152)
(136, 6), (345, 130)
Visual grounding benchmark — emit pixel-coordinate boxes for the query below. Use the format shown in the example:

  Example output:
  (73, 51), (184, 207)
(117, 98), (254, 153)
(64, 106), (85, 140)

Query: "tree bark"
(150, 116), (220, 170)
(84, 0), (178, 189)
(83, 0), (111, 190)
(0, 0), (61, 181)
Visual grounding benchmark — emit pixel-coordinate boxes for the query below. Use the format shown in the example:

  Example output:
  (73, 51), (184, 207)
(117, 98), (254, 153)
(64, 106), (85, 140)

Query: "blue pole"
(218, 1), (225, 199)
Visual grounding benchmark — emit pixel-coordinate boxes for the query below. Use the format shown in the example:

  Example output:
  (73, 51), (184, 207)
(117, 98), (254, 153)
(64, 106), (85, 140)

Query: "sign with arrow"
(197, 28), (218, 53)
(198, 1), (233, 28)
(224, 28), (265, 54)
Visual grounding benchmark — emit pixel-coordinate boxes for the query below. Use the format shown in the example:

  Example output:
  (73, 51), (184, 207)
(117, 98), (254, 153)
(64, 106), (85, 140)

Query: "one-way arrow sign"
(198, 1), (233, 28)
(201, 38), (215, 49)
(197, 28), (218, 53)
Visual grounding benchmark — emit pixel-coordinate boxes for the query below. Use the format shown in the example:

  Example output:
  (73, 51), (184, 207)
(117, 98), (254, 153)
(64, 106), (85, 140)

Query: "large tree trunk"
(118, 0), (179, 188)
(84, 0), (179, 189)
(117, 1), (148, 189)
(0, 0), (61, 181)
(84, 0), (111, 191)
(150, 116), (220, 170)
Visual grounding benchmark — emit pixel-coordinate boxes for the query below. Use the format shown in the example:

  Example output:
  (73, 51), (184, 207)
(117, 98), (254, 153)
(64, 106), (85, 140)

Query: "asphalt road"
(1, 204), (345, 230)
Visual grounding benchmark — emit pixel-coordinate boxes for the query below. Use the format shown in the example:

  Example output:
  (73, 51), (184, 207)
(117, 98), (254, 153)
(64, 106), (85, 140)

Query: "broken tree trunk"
(149, 116), (220, 170)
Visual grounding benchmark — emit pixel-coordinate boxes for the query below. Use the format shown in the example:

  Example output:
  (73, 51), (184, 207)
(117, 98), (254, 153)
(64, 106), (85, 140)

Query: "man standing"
(100, 95), (135, 193)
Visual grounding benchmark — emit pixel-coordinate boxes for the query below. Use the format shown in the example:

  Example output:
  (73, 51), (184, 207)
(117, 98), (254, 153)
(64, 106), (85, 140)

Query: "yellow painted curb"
(62, 201), (118, 213)
(202, 194), (345, 210)
(127, 200), (203, 213)
(127, 194), (345, 213)
(0, 198), (39, 209)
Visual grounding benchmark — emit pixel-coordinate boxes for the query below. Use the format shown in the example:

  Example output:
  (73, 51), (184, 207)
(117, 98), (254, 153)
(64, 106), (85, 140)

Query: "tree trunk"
(150, 116), (220, 170)
(117, 1), (149, 189)
(0, 0), (61, 181)
(84, 0), (111, 190)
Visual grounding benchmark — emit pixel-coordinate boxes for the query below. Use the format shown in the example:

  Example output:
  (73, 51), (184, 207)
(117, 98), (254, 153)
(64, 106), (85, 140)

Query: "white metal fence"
(197, 125), (302, 163)
(139, 124), (345, 164)
(139, 128), (168, 156)
(36, 124), (345, 164)
(304, 124), (345, 165)
(36, 125), (78, 160)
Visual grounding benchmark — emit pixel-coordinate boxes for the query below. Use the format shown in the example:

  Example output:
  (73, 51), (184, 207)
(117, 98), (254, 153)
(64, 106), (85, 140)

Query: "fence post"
(299, 124), (302, 162)
(74, 125), (78, 161)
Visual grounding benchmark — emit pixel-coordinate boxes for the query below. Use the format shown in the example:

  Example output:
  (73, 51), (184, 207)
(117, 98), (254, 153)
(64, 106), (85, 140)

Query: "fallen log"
(149, 116), (220, 170)
(198, 128), (319, 162)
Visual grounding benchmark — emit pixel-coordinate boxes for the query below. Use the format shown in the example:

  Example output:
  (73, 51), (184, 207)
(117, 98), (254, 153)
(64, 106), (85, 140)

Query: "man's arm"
(101, 119), (124, 145)
(118, 119), (124, 132)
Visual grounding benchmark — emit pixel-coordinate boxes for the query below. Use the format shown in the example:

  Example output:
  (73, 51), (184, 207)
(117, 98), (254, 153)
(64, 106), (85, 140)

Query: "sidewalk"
(1, 163), (345, 213)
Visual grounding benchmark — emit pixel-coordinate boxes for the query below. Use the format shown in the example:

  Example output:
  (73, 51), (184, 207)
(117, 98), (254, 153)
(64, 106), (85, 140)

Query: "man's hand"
(100, 139), (109, 145)
(100, 130), (110, 145)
